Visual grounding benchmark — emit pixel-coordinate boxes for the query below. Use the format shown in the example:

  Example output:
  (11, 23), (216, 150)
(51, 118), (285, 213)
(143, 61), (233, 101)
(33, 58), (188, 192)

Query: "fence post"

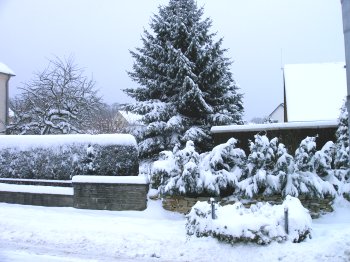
(210, 198), (216, 220)
(284, 207), (289, 234)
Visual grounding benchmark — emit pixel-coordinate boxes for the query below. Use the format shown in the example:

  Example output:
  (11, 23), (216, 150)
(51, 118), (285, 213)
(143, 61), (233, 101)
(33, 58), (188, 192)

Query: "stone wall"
(72, 176), (149, 211)
(162, 195), (334, 218)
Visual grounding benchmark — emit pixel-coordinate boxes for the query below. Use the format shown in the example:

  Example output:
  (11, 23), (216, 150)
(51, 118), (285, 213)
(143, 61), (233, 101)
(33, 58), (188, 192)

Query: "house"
(268, 103), (284, 123)
(0, 63), (15, 134)
(283, 62), (346, 122)
(114, 110), (144, 132)
(211, 62), (346, 153)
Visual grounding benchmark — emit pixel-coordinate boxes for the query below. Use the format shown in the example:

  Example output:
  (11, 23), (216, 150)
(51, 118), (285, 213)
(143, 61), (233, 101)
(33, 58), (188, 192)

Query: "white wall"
(0, 73), (9, 133)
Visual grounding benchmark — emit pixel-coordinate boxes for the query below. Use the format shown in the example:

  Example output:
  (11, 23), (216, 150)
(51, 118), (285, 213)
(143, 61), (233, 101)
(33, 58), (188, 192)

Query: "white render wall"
(269, 105), (284, 123)
(0, 73), (9, 133)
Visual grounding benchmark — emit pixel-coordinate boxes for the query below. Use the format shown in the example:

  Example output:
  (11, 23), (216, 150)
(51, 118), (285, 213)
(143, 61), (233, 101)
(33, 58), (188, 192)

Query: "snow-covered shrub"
(294, 136), (317, 172)
(279, 137), (336, 198)
(334, 102), (349, 170)
(332, 102), (350, 196)
(186, 195), (312, 245)
(238, 135), (280, 198)
(0, 134), (139, 180)
(156, 141), (204, 196)
(152, 138), (245, 197)
(199, 138), (246, 196)
(314, 141), (335, 178)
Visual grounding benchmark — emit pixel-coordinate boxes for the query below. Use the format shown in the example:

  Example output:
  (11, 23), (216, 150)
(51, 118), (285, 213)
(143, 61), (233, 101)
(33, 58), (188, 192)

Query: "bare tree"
(8, 56), (102, 135)
(89, 103), (122, 134)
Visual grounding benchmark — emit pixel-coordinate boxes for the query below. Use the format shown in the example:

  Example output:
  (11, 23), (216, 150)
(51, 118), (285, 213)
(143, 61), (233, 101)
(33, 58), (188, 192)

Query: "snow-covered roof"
(0, 62), (15, 76)
(119, 110), (143, 124)
(211, 120), (337, 133)
(284, 62), (346, 122)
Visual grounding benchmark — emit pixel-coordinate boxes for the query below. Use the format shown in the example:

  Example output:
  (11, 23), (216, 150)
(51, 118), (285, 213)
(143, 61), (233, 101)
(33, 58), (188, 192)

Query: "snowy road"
(0, 199), (350, 262)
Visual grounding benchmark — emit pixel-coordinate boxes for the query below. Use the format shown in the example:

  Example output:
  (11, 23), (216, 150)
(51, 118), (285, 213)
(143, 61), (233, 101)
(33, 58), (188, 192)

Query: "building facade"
(0, 63), (15, 134)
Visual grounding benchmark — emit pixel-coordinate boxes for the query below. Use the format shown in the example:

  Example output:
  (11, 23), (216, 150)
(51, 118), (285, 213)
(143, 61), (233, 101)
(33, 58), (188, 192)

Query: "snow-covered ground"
(0, 198), (350, 262)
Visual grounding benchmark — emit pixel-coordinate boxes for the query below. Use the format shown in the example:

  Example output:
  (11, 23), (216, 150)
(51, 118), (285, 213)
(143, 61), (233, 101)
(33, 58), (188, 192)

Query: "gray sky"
(0, 0), (345, 121)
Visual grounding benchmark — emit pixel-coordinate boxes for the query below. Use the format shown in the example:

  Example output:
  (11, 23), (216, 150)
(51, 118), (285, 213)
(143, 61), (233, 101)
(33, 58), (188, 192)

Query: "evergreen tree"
(334, 102), (349, 170)
(125, 0), (244, 158)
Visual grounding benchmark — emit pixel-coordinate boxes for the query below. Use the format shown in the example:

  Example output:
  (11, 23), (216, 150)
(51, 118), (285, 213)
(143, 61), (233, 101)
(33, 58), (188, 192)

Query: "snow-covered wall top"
(0, 183), (73, 195)
(0, 134), (137, 150)
(0, 62), (15, 76)
(284, 62), (346, 122)
(72, 175), (148, 184)
(211, 120), (337, 133)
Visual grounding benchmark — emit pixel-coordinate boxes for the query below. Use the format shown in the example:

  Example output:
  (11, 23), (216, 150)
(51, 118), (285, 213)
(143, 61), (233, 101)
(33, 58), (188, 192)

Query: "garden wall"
(72, 176), (149, 211)
(211, 121), (337, 154)
(0, 181), (73, 207)
(162, 195), (334, 218)
(0, 176), (149, 211)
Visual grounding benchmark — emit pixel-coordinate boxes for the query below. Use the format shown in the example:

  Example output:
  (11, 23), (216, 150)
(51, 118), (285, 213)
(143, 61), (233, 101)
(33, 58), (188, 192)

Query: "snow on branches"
(8, 56), (102, 135)
(151, 134), (345, 199)
(125, 0), (243, 159)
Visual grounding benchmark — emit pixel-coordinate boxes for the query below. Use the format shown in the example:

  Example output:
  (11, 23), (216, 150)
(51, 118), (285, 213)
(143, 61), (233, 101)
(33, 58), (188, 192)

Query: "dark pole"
(341, 0), (350, 156)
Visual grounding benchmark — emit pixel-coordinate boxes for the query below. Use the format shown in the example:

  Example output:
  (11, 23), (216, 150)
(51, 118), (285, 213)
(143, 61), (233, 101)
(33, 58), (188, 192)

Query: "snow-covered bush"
(199, 138), (246, 196)
(238, 135), (280, 198)
(333, 102), (350, 196)
(186, 195), (312, 245)
(334, 102), (349, 170)
(236, 136), (336, 199)
(279, 137), (336, 198)
(154, 141), (204, 196)
(152, 139), (245, 197)
(0, 134), (139, 180)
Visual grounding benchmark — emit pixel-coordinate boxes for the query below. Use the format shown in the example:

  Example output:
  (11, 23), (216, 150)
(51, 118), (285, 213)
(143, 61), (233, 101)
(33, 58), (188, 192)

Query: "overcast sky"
(0, 0), (345, 121)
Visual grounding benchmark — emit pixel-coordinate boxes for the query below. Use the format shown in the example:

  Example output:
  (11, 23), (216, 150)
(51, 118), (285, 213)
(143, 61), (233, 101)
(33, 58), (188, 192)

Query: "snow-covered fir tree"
(124, 0), (244, 158)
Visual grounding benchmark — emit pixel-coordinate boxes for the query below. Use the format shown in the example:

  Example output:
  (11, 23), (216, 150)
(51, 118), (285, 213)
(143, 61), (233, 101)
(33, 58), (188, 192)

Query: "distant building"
(268, 103), (284, 123)
(0, 63), (15, 134)
(114, 110), (144, 132)
(212, 62), (346, 152)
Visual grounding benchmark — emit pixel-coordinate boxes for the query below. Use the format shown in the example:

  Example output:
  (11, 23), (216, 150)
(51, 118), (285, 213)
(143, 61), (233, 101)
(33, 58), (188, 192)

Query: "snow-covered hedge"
(238, 135), (336, 199)
(0, 134), (139, 180)
(151, 134), (346, 198)
(186, 196), (312, 245)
